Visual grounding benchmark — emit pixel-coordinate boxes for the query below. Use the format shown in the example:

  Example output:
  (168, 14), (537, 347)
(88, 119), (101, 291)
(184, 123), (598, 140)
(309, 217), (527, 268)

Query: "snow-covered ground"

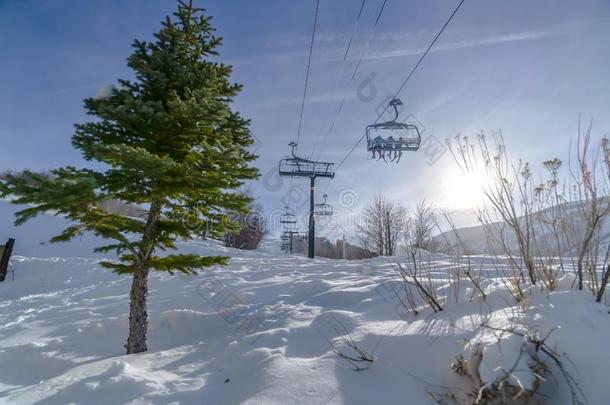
(1, 231), (609, 404)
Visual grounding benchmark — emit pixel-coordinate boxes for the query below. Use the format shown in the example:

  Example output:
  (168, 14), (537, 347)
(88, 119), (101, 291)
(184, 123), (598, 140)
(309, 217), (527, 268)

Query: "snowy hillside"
(0, 212), (609, 404)
(435, 199), (610, 255)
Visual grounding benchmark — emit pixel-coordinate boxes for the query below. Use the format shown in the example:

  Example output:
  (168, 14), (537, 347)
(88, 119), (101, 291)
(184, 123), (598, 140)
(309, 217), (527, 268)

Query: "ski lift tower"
(279, 142), (335, 258)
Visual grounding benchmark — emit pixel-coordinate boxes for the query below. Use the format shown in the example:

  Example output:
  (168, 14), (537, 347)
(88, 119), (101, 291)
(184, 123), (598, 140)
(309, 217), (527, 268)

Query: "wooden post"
(0, 238), (15, 282)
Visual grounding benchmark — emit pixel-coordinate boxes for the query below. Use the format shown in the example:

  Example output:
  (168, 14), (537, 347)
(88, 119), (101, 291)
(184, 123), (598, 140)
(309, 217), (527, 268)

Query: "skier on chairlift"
(371, 135), (384, 160)
(389, 136), (403, 162)
(365, 98), (422, 163)
(387, 136), (396, 160)
(392, 140), (403, 162)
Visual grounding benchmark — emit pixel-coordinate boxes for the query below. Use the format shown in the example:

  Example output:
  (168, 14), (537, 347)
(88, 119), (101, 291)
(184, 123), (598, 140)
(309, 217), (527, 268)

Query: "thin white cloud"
(250, 22), (578, 67)
(365, 28), (564, 61)
(363, 18), (605, 61)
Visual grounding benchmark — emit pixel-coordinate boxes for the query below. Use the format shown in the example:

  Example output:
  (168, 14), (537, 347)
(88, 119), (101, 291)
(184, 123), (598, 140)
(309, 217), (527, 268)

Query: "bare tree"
(407, 199), (438, 252)
(357, 195), (406, 256)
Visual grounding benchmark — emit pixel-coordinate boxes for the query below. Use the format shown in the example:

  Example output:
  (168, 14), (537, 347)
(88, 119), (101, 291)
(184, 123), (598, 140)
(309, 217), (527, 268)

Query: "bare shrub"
(327, 318), (374, 371)
(570, 122), (610, 291)
(477, 324), (587, 405)
(442, 321), (586, 405)
(393, 276), (421, 315)
(447, 129), (610, 299)
(395, 203), (484, 314)
(395, 250), (443, 313)
(437, 212), (487, 302)
(448, 132), (541, 286)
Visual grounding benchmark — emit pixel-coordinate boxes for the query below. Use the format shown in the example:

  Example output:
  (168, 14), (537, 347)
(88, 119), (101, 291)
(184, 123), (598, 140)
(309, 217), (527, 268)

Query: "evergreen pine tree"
(0, 0), (258, 354)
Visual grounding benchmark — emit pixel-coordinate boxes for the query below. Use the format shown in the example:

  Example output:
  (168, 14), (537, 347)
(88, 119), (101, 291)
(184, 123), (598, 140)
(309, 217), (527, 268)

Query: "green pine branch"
(0, 1), (259, 275)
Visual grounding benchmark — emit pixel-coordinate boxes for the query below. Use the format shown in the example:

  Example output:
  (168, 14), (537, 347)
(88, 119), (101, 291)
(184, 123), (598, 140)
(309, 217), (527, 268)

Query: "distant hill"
(434, 198), (610, 255)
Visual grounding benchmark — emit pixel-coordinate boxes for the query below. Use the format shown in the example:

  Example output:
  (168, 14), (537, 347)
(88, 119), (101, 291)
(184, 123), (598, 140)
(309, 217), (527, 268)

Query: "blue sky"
(1, 0), (610, 237)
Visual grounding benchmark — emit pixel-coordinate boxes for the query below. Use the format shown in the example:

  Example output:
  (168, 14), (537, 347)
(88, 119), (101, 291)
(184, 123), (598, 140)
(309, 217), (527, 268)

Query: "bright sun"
(438, 168), (490, 210)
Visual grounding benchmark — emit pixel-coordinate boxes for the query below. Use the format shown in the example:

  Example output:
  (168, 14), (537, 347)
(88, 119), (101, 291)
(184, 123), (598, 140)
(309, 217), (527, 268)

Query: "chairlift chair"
(279, 142), (335, 178)
(366, 98), (421, 163)
(314, 194), (333, 216)
(294, 229), (308, 241)
(279, 206), (297, 225)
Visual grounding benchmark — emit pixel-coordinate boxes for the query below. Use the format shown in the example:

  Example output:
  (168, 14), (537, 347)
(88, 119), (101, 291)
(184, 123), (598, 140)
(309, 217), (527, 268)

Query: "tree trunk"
(125, 198), (162, 355)
(596, 264), (610, 303)
(125, 263), (150, 354)
(577, 218), (600, 291)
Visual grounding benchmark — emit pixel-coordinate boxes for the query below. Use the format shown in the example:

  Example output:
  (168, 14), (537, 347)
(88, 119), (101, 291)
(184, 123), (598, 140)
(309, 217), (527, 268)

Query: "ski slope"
(0, 206), (609, 404)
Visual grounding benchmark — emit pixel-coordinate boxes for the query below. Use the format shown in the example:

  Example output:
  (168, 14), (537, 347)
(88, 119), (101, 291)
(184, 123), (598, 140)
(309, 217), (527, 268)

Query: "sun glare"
(438, 168), (490, 210)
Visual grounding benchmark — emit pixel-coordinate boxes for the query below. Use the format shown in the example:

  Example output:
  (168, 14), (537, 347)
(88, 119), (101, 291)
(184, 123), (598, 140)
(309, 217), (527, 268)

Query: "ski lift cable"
(295, 0), (321, 156)
(330, 0), (466, 178)
(374, 0), (465, 125)
(307, 0), (368, 161)
(344, 0), (368, 61)
(315, 0), (389, 161)
(350, 0), (388, 81)
(310, 0), (389, 162)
